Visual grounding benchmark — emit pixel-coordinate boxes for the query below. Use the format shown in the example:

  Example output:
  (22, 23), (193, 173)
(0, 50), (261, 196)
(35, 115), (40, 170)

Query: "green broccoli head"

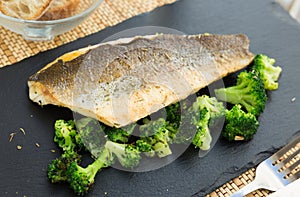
(74, 117), (96, 150)
(252, 54), (282, 90)
(171, 95), (225, 149)
(165, 102), (182, 130)
(75, 117), (108, 157)
(66, 148), (111, 195)
(190, 95), (226, 150)
(215, 71), (267, 116)
(139, 118), (172, 158)
(47, 150), (80, 183)
(152, 130), (172, 157)
(193, 95), (226, 121)
(54, 120), (77, 151)
(135, 139), (154, 152)
(191, 107), (211, 150)
(104, 124), (135, 143)
(223, 104), (259, 141)
(104, 141), (141, 168)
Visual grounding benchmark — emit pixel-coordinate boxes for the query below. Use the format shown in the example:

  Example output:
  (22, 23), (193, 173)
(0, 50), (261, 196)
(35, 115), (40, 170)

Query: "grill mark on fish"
(28, 34), (254, 127)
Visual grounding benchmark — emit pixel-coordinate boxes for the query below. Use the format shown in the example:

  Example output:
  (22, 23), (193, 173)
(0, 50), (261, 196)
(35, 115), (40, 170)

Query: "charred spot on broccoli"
(48, 120), (82, 184)
(47, 150), (80, 183)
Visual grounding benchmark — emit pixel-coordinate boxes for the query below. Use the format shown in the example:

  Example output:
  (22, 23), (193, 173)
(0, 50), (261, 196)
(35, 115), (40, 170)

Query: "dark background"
(1, 0), (300, 196)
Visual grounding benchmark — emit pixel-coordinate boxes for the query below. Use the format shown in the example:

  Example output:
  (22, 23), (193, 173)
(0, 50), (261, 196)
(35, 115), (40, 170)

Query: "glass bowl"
(0, 0), (103, 41)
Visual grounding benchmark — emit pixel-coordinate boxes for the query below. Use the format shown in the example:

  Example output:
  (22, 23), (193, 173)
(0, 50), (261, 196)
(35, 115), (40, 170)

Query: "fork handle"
(229, 179), (262, 197)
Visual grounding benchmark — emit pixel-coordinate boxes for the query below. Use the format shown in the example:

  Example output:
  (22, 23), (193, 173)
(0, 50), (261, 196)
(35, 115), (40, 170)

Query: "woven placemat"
(206, 168), (271, 197)
(0, 0), (176, 68)
(207, 140), (300, 197)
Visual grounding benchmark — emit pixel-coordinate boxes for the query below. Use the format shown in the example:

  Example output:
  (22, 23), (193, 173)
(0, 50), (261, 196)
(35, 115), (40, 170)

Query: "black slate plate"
(1, 0), (300, 196)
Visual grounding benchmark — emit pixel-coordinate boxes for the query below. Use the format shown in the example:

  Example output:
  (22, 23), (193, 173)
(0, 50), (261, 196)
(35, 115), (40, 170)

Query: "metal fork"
(230, 135), (300, 197)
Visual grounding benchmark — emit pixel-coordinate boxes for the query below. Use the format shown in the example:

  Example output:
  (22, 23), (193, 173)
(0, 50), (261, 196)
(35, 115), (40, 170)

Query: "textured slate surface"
(1, 0), (300, 196)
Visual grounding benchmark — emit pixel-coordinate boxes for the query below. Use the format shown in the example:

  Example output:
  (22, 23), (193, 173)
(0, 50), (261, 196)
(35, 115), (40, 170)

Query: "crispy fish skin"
(28, 34), (254, 127)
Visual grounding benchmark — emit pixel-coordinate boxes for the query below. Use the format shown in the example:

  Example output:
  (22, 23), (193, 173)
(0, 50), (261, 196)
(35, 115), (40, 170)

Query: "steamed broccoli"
(67, 140), (141, 195)
(104, 124), (135, 143)
(165, 102), (182, 130)
(135, 139), (155, 157)
(252, 54), (282, 90)
(54, 119), (77, 151)
(48, 120), (81, 183)
(105, 141), (141, 168)
(222, 104), (259, 141)
(76, 117), (135, 149)
(215, 71), (267, 116)
(189, 95), (226, 150)
(75, 117), (107, 157)
(66, 148), (112, 195)
(138, 118), (172, 158)
(48, 150), (80, 183)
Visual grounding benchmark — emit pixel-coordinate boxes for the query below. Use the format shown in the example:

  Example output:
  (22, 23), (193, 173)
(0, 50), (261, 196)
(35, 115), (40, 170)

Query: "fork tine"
(282, 160), (300, 176)
(276, 148), (300, 168)
(229, 135), (300, 196)
(287, 166), (300, 181)
(271, 136), (300, 161)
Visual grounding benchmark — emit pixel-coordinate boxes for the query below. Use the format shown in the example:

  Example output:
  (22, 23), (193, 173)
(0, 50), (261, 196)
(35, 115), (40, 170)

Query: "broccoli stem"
(215, 85), (256, 114)
(104, 141), (126, 160)
(153, 141), (172, 157)
(215, 85), (245, 104)
(79, 149), (109, 183)
(67, 148), (111, 195)
(192, 126), (212, 150)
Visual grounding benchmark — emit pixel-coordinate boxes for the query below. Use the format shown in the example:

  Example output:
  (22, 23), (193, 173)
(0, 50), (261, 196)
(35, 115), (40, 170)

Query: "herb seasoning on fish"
(28, 34), (254, 127)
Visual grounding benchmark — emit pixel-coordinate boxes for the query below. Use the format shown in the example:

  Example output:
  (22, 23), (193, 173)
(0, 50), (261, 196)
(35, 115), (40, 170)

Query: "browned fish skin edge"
(28, 34), (254, 127)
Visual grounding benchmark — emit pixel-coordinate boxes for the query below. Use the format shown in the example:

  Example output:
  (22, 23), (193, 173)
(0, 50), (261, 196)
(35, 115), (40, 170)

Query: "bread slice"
(0, 0), (52, 20)
(39, 0), (80, 20)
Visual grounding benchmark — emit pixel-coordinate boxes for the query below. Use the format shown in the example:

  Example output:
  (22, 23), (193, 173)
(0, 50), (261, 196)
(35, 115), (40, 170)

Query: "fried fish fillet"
(28, 34), (254, 127)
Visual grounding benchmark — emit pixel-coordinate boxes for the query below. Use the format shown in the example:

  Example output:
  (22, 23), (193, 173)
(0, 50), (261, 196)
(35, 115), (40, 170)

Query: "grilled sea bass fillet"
(28, 34), (254, 127)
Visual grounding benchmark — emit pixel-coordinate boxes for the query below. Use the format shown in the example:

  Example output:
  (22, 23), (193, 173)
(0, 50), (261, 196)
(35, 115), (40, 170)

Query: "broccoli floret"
(67, 148), (112, 195)
(48, 120), (82, 184)
(54, 120), (77, 151)
(104, 124), (135, 143)
(191, 108), (211, 150)
(252, 54), (282, 90)
(215, 71), (267, 116)
(223, 104), (259, 141)
(104, 141), (141, 168)
(47, 150), (80, 183)
(139, 118), (172, 158)
(190, 95), (226, 150)
(165, 102), (181, 130)
(48, 158), (68, 183)
(75, 117), (107, 157)
(76, 117), (135, 146)
(135, 139), (154, 154)
(165, 102), (191, 141)
(193, 95), (226, 121)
